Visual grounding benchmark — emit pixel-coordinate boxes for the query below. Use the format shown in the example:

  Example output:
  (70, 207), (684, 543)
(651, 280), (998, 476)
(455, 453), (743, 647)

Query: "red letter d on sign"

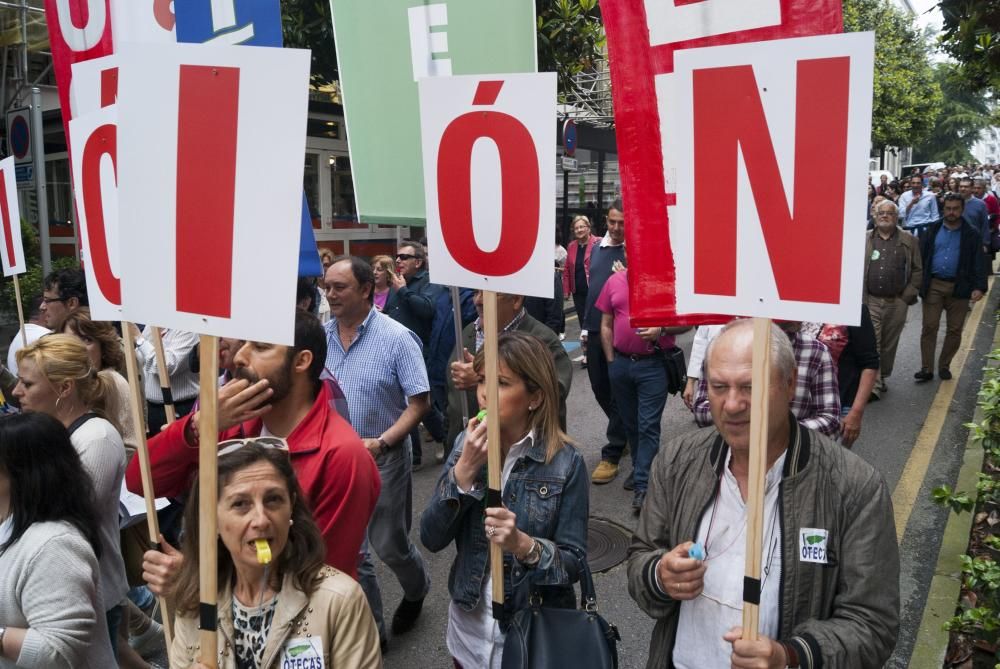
(175, 64), (240, 318)
(692, 57), (850, 303)
(437, 98), (539, 277)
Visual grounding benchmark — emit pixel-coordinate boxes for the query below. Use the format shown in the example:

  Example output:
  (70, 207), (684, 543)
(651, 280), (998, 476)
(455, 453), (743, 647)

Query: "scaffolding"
(561, 66), (614, 128)
(0, 0), (53, 114)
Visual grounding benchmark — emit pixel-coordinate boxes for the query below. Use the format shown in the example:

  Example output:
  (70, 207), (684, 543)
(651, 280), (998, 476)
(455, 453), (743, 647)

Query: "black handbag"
(658, 345), (687, 395)
(501, 550), (620, 669)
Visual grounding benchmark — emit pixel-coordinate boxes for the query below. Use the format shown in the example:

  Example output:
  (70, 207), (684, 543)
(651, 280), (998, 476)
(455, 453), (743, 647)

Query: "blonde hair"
(572, 215), (592, 229)
(473, 331), (570, 463)
(16, 333), (115, 423)
(371, 255), (398, 283)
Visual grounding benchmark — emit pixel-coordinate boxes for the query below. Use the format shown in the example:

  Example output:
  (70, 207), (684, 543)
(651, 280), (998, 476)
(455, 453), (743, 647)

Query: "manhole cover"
(587, 517), (632, 573)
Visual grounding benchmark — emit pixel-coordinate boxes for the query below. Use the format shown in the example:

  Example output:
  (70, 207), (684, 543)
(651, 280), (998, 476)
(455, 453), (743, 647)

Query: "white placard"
(71, 55), (119, 120)
(117, 42), (310, 344)
(0, 157), (25, 276)
(419, 73), (555, 298)
(69, 106), (121, 320)
(111, 0), (177, 44)
(671, 33), (874, 325)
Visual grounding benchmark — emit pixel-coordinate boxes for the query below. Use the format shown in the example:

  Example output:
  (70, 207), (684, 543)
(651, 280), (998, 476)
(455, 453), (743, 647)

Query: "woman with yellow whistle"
(169, 441), (381, 668)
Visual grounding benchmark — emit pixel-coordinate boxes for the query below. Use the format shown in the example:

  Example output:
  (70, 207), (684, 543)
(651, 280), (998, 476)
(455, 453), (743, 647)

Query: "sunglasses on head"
(218, 437), (289, 457)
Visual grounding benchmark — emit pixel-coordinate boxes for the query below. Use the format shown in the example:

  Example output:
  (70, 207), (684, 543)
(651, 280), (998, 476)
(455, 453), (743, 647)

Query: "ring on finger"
(487, 525), (496, 537)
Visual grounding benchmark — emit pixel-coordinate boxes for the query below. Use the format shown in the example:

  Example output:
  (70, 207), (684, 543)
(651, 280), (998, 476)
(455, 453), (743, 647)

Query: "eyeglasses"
(218, 437), (289, 457)
(395, 253), (418, 261)
(40, 296), (67, 304)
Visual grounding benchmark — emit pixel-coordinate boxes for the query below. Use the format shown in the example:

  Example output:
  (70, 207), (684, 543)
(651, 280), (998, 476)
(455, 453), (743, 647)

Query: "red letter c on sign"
(436, 105), (539, 277)
(81, 122), (121, 305)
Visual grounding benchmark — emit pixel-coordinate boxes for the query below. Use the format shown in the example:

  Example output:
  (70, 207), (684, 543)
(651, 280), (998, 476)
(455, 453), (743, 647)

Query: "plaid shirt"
(324, 307), (429, 439)
(693, 332), (841, 436)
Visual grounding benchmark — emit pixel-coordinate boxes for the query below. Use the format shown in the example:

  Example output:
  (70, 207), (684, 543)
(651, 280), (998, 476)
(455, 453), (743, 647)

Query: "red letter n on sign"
(692, 57), (850, 303)
(176, 64), (240, 318)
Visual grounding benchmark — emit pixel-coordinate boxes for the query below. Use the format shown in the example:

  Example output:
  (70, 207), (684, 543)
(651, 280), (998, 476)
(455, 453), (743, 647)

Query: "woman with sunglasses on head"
(370, 255), (397, 313)
(13, 334), (130, 658)
(421, 331), (590, 668)
(0, 412), (117, 668)
(170, 441), (381, 669)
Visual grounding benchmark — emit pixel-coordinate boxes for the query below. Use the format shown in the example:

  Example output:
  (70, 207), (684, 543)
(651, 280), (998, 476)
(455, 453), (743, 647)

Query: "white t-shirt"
(6, 323), (51, 375)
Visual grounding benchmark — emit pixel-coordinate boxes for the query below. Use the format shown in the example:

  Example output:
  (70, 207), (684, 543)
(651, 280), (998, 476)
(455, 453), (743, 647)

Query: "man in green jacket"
(445, 291), (572, 456)
(628, 319), (899, 669)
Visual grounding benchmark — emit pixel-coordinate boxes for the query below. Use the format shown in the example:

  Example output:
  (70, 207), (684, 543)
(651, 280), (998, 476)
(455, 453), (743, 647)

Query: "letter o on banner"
(81, 122), (121, 305)
(436, 111), (539, 277)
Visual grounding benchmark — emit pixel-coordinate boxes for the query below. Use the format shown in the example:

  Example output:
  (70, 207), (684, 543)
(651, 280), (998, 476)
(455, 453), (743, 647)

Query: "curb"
(907, 310), (998, 668)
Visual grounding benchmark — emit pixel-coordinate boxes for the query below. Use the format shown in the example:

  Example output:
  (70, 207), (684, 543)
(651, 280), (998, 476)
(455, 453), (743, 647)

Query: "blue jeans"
(608, 354), (669, 493)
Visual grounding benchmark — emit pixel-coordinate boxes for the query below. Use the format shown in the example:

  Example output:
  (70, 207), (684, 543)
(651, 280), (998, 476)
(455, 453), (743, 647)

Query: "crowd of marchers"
(0, 163), (997, 668)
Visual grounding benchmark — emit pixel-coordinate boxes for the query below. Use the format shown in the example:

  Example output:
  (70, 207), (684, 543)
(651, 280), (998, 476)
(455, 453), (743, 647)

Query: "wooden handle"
(12, 274), (25, 347)
(483, 291), (505, 617)
(741, 317), (772, 640)
(197, 335), (220, 667)
(121, 323), (174, 652)
(450, 286), (469, 427)
(151, 327), (177, 424)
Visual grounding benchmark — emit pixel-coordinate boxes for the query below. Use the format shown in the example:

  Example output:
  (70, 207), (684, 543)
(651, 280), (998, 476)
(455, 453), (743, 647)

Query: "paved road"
(140, 281), (997, 668)
(374, 284), (998, 668)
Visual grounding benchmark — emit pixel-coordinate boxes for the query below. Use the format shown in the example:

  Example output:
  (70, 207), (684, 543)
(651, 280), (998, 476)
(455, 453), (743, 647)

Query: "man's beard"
(234, 356), (294, 405)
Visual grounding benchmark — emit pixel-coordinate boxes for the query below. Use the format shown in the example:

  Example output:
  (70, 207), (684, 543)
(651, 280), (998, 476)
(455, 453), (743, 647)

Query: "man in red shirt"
(126, 310), (380, 585)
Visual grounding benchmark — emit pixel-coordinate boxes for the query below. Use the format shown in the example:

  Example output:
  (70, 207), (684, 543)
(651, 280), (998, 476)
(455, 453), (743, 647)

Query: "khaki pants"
(867, 294), (908, 379)
(920, 278), (969, 372)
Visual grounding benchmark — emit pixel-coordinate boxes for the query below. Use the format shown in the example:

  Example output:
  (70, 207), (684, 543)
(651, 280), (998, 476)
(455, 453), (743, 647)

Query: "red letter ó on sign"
(175, 64), (240, 318)
(437, 80), (539, 277)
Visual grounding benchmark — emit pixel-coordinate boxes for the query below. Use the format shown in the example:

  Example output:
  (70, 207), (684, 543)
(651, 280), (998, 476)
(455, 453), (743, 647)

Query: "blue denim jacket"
(419, 432), (589, 625)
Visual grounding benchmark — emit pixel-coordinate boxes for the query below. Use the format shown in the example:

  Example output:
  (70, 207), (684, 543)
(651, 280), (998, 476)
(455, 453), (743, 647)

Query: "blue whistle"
(688, 542), (705, 561)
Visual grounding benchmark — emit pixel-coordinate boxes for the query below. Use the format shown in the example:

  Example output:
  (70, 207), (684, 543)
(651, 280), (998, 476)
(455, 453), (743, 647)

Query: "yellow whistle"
(254, 539), (272, 565)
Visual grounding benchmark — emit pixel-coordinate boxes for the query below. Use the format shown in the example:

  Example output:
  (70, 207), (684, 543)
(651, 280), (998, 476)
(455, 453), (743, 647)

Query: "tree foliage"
(843, 0), (943, 150)
(912, 63), (996, 163)
(936, 0), (1000, 92)
(536, 0), (606, 96)
(281, 0), (338, 88)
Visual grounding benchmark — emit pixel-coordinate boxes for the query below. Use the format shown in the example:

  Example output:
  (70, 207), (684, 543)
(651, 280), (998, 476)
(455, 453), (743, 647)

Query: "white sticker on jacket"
(799, 528), (829, 564)
(281, 637), (325, 669)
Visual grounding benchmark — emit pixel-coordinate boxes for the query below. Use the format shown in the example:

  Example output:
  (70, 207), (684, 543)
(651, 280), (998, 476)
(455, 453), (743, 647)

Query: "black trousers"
(585, 335), (629, 462)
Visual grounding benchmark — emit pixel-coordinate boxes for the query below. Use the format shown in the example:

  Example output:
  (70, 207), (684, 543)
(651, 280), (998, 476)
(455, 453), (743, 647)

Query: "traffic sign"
(563, 118), (577, 157)
(6, 108), (32, 164)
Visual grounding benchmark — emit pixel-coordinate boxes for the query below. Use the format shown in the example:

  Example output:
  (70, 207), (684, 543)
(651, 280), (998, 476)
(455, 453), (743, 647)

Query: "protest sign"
(117, 42), (310, 345)
(330, 0), (537, 226)
(174, 0), (321, 277)
(111, 0), (176, 43)
(670, 33), (874, 326)
(0, 158), (26, 277)
(418, 74), (556, 298)
(599, 0), (843, 326)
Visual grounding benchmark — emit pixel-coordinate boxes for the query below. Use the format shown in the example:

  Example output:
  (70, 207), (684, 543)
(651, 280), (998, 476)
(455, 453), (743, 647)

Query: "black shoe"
(391, 596), (425, 635)
(939, 368), (953, 380)
(631, 490), (646, 516)
(914, 369), (933, 382)
(623, 472), (635, 491)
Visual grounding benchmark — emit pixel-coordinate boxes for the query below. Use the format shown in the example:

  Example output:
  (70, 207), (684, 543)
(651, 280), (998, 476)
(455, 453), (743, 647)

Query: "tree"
(912, 62), (996, 163)
(843, 0), (943, 151)
(936, 0), (1000, 92)
(281, 0), (338, 88)
(536, 0), (606, 97)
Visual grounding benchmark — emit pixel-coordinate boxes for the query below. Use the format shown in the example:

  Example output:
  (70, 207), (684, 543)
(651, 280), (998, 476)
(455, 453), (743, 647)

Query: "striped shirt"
(137, 327), (200, 404)
(324, 307), (429, 439)
(693, 332), (841, 436)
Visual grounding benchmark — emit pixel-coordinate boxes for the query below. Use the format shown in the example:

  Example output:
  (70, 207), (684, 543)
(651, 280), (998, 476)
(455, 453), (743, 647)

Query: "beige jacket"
(170, 567), (381, 669)
(863, 226), (922, 305)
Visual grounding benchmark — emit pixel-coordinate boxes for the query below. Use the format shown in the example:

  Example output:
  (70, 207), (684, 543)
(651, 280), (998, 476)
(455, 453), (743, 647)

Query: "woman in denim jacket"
(421, 331), (589, 669)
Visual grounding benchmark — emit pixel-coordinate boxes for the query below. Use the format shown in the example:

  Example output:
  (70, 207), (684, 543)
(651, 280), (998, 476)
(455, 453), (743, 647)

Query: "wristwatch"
(376, 437), (390, 455)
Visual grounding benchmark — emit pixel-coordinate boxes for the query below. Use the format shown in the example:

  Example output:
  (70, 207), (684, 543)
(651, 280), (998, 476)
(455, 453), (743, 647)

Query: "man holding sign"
(627, 320), (899, 668)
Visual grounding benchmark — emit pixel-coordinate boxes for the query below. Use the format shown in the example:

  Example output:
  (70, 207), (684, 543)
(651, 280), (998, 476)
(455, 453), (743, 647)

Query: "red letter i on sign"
(0, 170), (15, 265)
(175, 64), (240, 318)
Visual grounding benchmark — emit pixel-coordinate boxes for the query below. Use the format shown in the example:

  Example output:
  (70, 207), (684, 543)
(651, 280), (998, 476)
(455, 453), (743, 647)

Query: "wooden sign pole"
(450, 286), (469, 428)
(741, 317), (772, 639)
(121, 322), (174, 653)
(151, 327), (177, 424)
(197, 335), (220, 668)
(483, 291), (505, 619)
(12, 274), (25, 346)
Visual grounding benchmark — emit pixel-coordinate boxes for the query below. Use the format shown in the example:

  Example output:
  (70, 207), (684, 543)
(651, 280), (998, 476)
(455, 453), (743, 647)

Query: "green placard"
(329, 0), (537, 226)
